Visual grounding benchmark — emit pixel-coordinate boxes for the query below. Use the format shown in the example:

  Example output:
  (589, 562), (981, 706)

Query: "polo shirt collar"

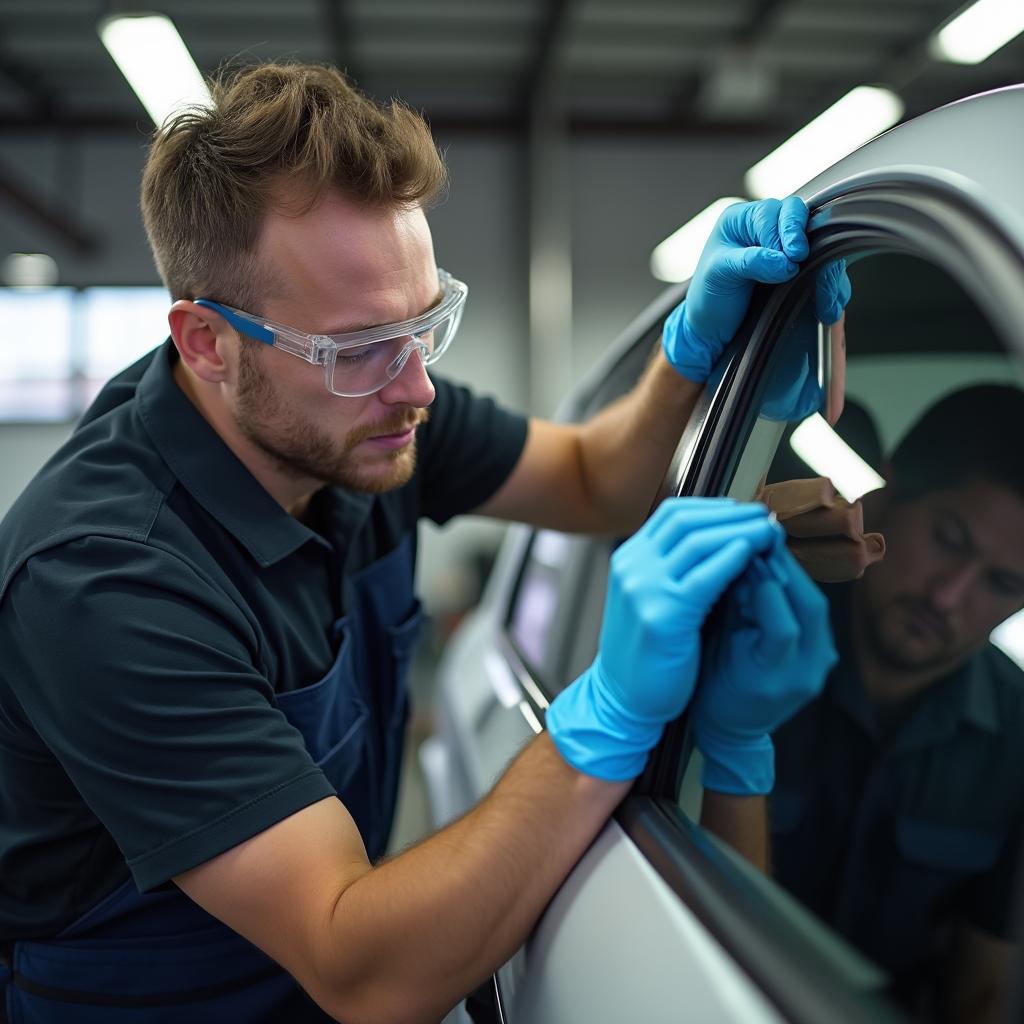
(888, 656), (1001, 756)
(954, 652), (1001, 733)
(135, 341), (327, 567)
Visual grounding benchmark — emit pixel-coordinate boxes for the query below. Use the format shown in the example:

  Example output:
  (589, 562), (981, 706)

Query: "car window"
(678, 250), (1024, 1023)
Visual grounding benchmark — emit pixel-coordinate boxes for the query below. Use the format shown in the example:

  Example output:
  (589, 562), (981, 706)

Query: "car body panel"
(428, 83), (1024, 1024)
(506, 819), (785, 1024)
(799, 85), (1024, 255)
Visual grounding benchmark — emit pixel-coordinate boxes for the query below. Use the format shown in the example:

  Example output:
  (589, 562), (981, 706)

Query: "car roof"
(798, 83), (1024, 253)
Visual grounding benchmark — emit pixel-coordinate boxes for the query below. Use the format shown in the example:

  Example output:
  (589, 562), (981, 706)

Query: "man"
(770, 384), (1024, 1024)
(0, 62), (833, 1022)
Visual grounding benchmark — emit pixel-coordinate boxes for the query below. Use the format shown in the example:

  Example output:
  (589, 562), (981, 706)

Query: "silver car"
(426, 84), (1024, 1024)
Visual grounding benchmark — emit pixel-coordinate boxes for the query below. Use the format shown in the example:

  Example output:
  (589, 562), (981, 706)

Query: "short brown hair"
(890, 383), (1024, 502)
(141, 62), (448, 309)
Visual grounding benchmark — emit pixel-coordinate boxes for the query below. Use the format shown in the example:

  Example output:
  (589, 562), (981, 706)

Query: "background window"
(81, 287), (168, 383)
(0, 286), (168, 421)
(0, 288), (75, 420)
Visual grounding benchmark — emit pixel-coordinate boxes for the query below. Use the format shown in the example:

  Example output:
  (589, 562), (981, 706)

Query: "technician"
(0, 62), (835, 1023)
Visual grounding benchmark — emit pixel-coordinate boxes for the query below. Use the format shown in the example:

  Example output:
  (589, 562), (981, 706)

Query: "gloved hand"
(545, 498), (783, 781)
(691, 538), (838, 795)
(662, 197), (809, 384)
(760, 257), (852, 422)
(815, 257), (851, 326)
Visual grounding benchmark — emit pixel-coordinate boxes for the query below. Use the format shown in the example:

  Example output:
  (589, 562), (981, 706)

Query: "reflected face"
(857, 479), (1024, 673)
(231, 191), (440, 493)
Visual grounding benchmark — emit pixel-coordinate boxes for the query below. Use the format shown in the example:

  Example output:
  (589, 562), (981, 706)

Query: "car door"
(429, 88), (1024, 1024)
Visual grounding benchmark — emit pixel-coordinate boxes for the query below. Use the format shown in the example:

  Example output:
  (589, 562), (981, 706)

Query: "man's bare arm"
(700, 791), (769, 872)
(476, 351), (703, 536)
(945, 923), (1015, 1024)
(176, 734), (628, 1024)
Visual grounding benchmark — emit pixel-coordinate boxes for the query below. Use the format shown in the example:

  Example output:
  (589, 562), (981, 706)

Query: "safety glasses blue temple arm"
(194, 299), (275, 345)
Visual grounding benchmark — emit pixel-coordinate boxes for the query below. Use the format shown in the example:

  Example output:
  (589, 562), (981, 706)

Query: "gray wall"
(0, 128), (766, 610)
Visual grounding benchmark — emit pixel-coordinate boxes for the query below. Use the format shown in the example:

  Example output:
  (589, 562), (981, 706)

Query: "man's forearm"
(699, 791), (769, 872)
(577, 349), (704, 534)
(321, 733), (630, 1024)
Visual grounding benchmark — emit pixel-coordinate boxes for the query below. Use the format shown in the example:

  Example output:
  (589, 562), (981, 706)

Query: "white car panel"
(503, 820), (785, 1024)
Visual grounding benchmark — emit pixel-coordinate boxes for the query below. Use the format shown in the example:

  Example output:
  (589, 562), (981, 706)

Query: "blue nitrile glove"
(815, 257), (851, 326)
(545, 498), (784, 781)
(662, 197), (810, 384)
(760, 257), (852, 422)
(691, 538), (838, 795)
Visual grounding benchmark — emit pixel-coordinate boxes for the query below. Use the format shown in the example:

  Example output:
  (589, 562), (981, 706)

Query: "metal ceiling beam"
(871, 0), (970, 93)
(0, 108), (789, 139)
(736, 0), (789, 45)
(0, 159), (97, 255)
(521, 0), (573, 113)
(321, 0), (361, 84)
(0, 49), (57, 120)
(739, 0), (974, 172)
(525, 0), (575, 415)
(669, 0), (790, 120)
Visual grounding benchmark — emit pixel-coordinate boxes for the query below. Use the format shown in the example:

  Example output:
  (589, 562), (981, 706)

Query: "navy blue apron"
(1, 536), (422, 1023)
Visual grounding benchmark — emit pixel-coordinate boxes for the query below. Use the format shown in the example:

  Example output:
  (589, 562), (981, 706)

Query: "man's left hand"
(663, 197), (810, 384)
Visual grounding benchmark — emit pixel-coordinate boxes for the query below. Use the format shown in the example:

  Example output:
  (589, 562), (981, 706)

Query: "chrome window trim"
(497, 632), (550, 712)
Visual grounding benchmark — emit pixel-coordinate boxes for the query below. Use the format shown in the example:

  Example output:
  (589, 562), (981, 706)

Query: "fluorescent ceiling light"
(651, 197), (746, 283)
(991, 609), (1024, 669)
(99, 14), (211, 127)
(788, 413), (886, 503)
(930, 0), (1024, 64)
(1, 253), (58, 288)
(745, 86), (904, 199)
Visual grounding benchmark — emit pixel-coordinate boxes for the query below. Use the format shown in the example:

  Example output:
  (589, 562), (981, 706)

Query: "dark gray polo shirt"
(770, 583), (1024, 1000)
(0, 341), (527, 941)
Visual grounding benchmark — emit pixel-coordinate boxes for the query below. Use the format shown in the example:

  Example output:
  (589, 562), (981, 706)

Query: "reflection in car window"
(681, 253), (1024, 1024)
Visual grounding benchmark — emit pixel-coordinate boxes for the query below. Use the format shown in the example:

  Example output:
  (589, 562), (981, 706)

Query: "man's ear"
(168, 300), (233, 384)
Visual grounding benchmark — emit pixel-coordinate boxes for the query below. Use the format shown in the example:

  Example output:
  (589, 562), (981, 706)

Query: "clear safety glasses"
(195, 270), (467, 397)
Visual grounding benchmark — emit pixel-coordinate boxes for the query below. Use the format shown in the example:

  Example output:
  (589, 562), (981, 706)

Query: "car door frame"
(486, 174), (1024, 1024)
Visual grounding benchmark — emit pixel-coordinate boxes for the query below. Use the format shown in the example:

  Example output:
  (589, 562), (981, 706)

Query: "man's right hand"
(545, 498), (782, 781)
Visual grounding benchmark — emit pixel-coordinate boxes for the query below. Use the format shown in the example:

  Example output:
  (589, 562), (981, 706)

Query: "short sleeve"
(1, 537), (335, 891)
(418, 375), (529, 525)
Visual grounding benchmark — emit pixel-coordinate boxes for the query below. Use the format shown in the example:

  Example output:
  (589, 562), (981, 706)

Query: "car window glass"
(679, 251), (1024, 1023)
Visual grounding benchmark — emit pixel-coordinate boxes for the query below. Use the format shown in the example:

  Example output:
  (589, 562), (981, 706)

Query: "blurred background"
(2, 0), (1023, 845)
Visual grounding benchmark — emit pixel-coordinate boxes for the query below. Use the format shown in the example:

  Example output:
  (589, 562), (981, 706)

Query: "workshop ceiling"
(1, 0), (1023, 141)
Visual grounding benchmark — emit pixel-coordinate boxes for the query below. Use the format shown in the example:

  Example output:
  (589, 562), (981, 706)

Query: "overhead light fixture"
(98, 13), (211, 127)
(1, 253), (59, 288)
(788, 413), (886, 503)
(650, 197), (746, 283)
(930, 0), (1024, 64)
(744, 86), (904, 199)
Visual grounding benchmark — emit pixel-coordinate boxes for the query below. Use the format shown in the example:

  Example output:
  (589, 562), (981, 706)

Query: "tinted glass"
(680, 251), (1024, 1024)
